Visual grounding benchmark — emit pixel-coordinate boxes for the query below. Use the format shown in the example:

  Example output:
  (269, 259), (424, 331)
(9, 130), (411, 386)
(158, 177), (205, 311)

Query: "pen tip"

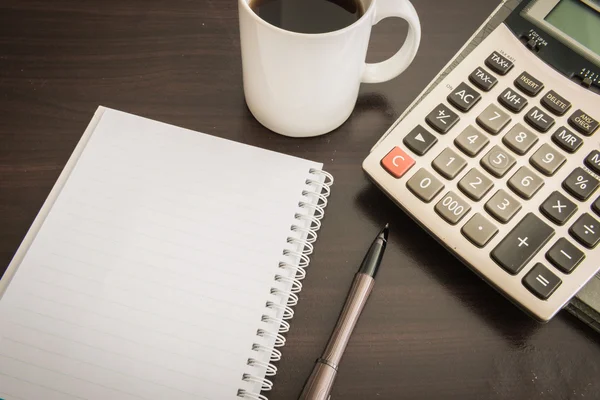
(379, 223), (389, 242)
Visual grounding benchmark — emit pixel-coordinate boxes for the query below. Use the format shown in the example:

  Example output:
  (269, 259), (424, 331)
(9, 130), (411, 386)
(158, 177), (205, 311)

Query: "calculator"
(363, 0), (600, 322)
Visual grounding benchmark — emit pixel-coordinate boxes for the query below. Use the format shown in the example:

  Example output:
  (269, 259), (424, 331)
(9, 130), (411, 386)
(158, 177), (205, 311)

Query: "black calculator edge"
(363, 172), (554, 322)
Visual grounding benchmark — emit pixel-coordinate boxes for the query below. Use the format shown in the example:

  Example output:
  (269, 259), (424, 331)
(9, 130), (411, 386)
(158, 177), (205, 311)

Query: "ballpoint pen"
(298, 224), (389, 400)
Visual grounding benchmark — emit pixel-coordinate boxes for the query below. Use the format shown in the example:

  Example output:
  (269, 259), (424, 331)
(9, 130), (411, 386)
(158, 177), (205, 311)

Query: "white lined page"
(0, 108), (323, 400)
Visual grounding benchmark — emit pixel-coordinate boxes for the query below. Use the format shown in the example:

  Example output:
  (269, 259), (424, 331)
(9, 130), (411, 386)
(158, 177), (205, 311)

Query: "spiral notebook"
(0, 107), (333, 400)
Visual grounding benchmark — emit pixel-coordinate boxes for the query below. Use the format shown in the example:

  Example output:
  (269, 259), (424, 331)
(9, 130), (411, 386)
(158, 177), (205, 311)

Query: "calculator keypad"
(366, 39), (600, 321)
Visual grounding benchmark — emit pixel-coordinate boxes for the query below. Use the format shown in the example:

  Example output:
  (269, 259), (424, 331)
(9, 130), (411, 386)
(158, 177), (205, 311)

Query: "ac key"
(447, 82), (481, 112)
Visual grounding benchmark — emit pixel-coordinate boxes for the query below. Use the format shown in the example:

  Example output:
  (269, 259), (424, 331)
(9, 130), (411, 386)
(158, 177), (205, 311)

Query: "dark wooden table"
(1, 1), (599, 399)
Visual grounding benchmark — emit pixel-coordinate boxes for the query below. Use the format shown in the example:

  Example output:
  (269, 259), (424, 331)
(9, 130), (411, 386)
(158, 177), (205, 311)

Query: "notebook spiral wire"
(237, 169), (333, 400)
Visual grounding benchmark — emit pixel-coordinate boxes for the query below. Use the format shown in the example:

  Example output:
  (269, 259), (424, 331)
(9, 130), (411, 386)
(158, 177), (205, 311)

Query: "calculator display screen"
(545, 0), (600, 55)
(524, 0), (600, 65)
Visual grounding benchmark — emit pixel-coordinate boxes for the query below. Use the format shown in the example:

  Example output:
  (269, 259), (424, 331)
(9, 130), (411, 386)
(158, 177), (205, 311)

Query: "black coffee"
(249, 0), (365, 34)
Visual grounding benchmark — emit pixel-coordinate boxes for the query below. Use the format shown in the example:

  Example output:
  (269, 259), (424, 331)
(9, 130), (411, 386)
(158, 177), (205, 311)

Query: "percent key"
(563, 167), (600, 200)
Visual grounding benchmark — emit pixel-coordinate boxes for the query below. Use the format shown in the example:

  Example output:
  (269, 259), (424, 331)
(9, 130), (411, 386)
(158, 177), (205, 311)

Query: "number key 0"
(406, 168), (445, 203)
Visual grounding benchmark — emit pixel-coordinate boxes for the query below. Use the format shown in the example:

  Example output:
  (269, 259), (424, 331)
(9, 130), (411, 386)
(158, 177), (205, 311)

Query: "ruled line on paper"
(0, 354), (151, 400)
(51, 236), (274, 296)
(60, 208), (282, 274)
(0, 372), (84, 400)
(16, 279), (258, 355)
(3, 311), (238, 397)
(5, 321), (242, 388)
(0, 337), (214, 399)
(46, 252), (266, 313)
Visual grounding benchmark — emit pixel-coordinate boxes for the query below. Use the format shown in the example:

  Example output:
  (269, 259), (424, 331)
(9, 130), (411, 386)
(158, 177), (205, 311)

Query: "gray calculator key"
(585, 150), (600, 174)
(403, 125), (438, 156)
(570, 213), (600, 248)
(476, 104), (511, 135)
(485, 51), (513, 75)
(530, 144), (566, 176)
(540, 191), (578, 225)
(426, 104), (460, 134)
(498, 87), (528, 113)
(514, 71), (544, 96)
(447, 82), (481, 112)
(546, 238), (585, 274)
(406, 168), (445, 203)
(507, 167), (544, 200)
(432, 148), (467, 179)
(481, 145), (516, 177)
(563, 167), (600, 201)
(435, 191), (471, 225)
(523, 263), (561, 300)
(454, 125), (489, 157)
(502, 123), (538, 155)
(491, 213), (555, 275)
(551, 126), (582, 153)
(541, 90), (571, 116)
(485, 189), (522, 223)
(568, 109), (599, 136)
(525, 106), (555, 132)
(461, 213), (498, 247)
(469, 67), (497, 91)
(458, 168), (494, 201)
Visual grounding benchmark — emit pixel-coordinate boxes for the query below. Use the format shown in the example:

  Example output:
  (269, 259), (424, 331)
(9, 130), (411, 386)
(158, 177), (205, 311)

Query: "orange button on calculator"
(381, 147), (415, 178)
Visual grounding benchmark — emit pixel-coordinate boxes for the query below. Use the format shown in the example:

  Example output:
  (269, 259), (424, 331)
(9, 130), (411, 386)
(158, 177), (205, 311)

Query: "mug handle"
(361, 0), (421, 84)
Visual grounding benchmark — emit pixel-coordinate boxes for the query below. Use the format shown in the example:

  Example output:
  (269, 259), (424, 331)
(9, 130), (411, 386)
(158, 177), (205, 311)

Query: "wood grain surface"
(1, 1), (599, 399)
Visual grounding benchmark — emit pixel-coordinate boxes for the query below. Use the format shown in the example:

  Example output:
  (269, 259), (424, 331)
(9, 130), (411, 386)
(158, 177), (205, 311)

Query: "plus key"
(491, 213), (555, 275)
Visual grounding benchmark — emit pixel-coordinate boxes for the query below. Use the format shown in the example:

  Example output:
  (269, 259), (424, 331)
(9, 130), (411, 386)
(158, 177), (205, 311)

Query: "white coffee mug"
(238, 0), (421, 138)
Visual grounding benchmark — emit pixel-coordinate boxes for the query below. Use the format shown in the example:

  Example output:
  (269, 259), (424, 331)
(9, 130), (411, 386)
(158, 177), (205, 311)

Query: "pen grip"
(322, 273), (375, 366)
(298, 360), (337, 400)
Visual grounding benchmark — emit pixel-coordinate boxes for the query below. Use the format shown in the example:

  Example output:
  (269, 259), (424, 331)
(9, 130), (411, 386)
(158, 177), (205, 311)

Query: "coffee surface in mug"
(248, 0), (365, 34)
